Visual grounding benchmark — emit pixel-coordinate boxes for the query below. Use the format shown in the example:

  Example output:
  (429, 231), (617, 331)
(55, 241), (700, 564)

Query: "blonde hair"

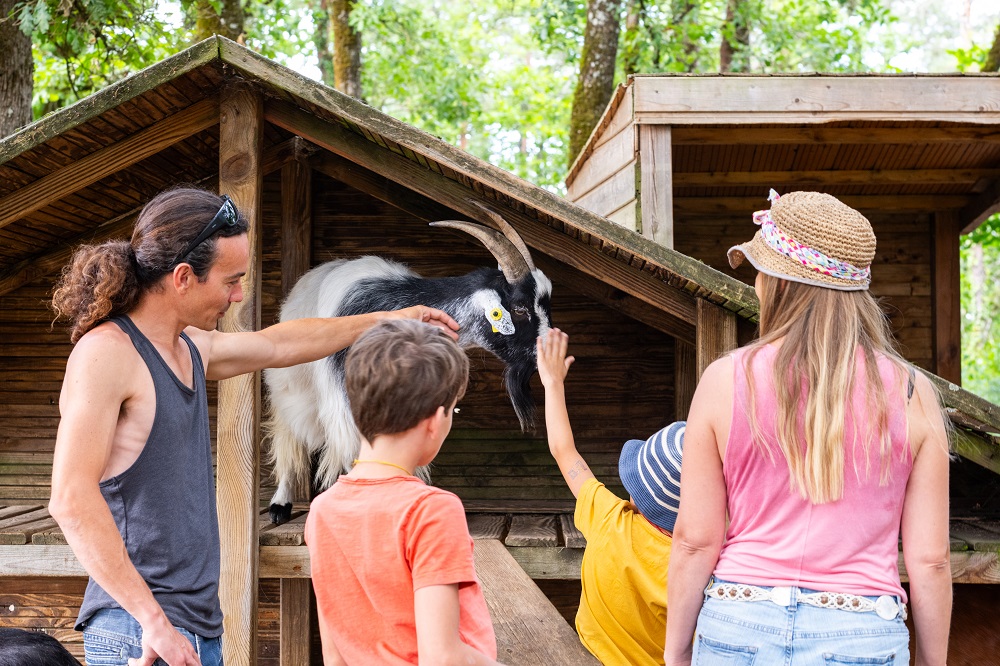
(745, 274), (911, 504)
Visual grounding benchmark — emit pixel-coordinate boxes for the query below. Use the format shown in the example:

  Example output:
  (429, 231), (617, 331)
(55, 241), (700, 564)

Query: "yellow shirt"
(574, 478), (671, 666)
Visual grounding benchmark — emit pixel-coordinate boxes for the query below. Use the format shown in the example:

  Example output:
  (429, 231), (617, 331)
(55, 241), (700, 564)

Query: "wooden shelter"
(0, 43), (998, 664)
(567, 73), (1000, 384)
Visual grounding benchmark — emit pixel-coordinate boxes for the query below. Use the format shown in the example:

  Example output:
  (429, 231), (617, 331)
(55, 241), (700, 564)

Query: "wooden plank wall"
(673, 210), (935, 371)
(565, 90), (639, 232)
(259, 172), (677, 504)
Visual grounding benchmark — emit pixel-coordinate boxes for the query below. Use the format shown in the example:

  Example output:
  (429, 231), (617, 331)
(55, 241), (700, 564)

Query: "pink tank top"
(713, 345), (913, 601)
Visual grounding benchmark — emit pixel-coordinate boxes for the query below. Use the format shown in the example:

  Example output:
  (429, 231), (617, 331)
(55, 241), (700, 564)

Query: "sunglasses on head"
(175, 195), (240, 265)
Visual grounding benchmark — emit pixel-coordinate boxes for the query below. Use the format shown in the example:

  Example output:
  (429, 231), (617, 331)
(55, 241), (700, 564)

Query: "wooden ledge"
(4, 505), (1000, 584)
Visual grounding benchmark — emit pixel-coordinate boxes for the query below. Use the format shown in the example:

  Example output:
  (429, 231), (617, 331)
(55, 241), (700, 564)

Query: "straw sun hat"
(727, 190), (876, 291)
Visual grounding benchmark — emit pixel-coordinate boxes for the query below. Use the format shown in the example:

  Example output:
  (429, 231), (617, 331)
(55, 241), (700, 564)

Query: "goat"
(263, 208), (552, 524)
(0, 628), (81, 666)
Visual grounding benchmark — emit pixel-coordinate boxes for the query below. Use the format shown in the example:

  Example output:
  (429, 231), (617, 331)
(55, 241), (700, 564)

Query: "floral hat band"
(728, 190), (877, 292)
(753, 190), (871, 284)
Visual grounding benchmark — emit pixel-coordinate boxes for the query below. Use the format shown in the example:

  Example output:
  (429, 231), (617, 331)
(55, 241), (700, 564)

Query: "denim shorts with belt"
(692, 578), (910, 666)
(82, 608), (223, 666)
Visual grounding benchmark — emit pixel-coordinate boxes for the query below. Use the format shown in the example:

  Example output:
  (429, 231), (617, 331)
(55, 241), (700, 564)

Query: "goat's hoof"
(269, 503), (293, 525)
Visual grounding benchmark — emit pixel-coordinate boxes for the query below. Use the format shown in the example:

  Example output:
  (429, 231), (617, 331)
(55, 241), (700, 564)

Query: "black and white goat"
(0, 628), (82, 666)
(263, 209), (552, 524)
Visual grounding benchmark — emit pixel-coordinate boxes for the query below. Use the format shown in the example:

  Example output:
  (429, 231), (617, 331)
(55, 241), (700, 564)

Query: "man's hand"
(536, 328), (574, 388)
(128, 620), (200, 666)
(391, 305), (460, 341)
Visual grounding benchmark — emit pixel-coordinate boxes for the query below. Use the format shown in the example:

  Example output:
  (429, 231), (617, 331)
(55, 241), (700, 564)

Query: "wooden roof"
(0, 38), (997, 465)
(568, 74), (1000, 234)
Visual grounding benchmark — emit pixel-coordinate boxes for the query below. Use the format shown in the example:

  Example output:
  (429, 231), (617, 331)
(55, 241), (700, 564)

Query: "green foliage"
(961, 213), (1000, 404)
(15, 0), (172, 116)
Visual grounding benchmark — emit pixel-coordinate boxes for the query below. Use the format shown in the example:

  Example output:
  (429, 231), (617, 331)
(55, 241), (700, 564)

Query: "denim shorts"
(82, 608), (223, 666)
(692, 580), (910, 666)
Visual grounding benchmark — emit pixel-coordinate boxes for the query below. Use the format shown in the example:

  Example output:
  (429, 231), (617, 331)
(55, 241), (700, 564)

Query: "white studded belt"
(706, 582), (907, 621)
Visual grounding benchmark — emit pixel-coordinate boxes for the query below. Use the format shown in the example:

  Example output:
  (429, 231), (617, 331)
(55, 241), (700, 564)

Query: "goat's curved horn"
(430, 220), (532, 284)
(469, 201), (535, 272)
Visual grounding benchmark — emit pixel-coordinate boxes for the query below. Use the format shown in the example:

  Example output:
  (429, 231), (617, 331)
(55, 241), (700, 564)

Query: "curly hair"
(51, 187), (248, 343)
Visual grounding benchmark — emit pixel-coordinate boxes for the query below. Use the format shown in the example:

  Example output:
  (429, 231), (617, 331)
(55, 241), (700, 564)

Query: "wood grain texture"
(472, 539), (600, 665)
(280, 144), (312, 298)
(933, 210), (962, 384)
(0, 98), (219, 231)
(696, 299), (738, 378)
(279, 578), (311, 666)
(559, 514), (586, 549)
(216, 82), (264, 666)
(638, 124), (673, 248)
(505, 514), (559, 547)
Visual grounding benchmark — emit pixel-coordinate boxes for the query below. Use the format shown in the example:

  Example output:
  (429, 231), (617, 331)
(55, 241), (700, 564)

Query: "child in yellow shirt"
(537, 328), (683, 666)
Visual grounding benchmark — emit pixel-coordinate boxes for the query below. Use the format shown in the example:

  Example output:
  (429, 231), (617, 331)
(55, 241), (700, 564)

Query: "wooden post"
(280, 578), (312, 666)
(216, 82), (264, 666)
(933, 210), (961, 385)
(278, 138), (314, 665)
(674, 338), (696, 420)
(696, 299), (738, 378)
(280, 138), (313, 298)
(639, 124), (673, 248)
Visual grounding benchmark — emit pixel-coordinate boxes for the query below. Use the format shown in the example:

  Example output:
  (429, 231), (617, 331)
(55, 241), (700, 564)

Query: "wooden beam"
(671, 126), (1000, 146)
(674, 169), (1000, 188)
(696, 299), (738, 378)
(473, 539), (601, 665)
(216, 83), (264, 666)
(933, 210), (962, 384)
(280, 579), (311, 666)
(289, 118), (698, 326)
(0, 98), (219, 231)
(674, 339), (696, 420)
(675, 195), (971, 217)
(280, 138), (313, 297)
(638, 124), (673, 248)
(633, 76), (1000, 124)
(959, 178), (1000, 234)
(0, 141), (301, 298)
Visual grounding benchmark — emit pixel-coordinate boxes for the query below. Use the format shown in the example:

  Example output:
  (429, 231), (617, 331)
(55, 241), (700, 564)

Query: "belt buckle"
(769, 586), (792, 606)
(874, 595), (899, 620)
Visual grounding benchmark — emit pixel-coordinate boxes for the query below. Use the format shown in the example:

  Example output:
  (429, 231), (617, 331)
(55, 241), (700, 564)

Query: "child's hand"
(536, 328), (574, 388)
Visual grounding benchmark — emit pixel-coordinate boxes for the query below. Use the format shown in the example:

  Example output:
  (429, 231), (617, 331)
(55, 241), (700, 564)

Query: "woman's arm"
(901, 373), (951, 666)
(663, 356), (732, 666)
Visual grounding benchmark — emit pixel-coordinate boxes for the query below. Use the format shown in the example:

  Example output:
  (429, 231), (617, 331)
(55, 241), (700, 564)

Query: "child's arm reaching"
(537, 329), (595, 497)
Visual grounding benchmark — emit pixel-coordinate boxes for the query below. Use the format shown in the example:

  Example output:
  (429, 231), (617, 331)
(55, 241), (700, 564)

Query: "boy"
(536, 328), (684, 666)
(304, 319), (501, 665)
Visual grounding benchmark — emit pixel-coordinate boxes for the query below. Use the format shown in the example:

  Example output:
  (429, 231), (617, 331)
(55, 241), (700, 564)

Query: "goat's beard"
(504, 361), (537, 433)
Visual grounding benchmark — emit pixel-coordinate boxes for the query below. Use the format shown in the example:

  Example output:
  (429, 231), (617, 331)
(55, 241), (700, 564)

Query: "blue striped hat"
(618, 421), (685, 533)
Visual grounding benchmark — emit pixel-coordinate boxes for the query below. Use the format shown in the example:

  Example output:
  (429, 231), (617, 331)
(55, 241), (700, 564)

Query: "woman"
(664, 191), (951, 666)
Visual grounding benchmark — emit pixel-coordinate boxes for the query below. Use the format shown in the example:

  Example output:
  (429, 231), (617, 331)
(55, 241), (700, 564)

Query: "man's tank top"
(713, 344), (913, 602)
(76, 315), (223, 637)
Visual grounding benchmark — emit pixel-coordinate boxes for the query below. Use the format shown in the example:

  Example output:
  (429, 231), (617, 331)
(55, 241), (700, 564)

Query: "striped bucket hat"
(618, 421), (685, 533)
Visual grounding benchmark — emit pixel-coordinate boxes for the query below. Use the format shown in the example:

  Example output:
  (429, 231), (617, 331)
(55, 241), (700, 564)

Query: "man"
(49, 188), (458, 666)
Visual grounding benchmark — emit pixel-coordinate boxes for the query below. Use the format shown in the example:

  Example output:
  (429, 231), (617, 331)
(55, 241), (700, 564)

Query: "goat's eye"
(513, 305), (530, 318)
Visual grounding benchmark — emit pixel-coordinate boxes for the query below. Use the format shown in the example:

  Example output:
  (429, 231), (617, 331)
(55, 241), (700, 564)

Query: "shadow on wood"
(473, 538), (599, 666)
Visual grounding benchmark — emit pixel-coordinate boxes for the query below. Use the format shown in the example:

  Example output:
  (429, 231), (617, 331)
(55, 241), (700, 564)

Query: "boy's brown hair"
(345, 319), (469, 441)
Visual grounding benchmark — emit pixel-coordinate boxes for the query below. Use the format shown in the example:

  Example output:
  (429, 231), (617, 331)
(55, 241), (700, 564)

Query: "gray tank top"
(76, 315), (223, 637)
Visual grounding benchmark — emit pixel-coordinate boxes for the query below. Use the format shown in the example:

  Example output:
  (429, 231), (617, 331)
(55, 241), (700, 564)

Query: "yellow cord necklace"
(352, 459), (413, 476)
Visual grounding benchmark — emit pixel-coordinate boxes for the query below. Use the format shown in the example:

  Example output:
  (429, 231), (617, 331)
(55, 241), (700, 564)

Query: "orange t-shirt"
(305, 475), (496, 664)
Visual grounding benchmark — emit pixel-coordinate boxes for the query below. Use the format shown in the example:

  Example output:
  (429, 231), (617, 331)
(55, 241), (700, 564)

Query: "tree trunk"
(0, 0), (33, 137)
(622, 0), (643, 76)
(331, 0), (362, 99)
(568, 0), (623, 166)
(984, 22), (1000, 72)
(720, 0), (750, 73)
(314, 1), (336, 87)
(192, 0), (245, 42)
